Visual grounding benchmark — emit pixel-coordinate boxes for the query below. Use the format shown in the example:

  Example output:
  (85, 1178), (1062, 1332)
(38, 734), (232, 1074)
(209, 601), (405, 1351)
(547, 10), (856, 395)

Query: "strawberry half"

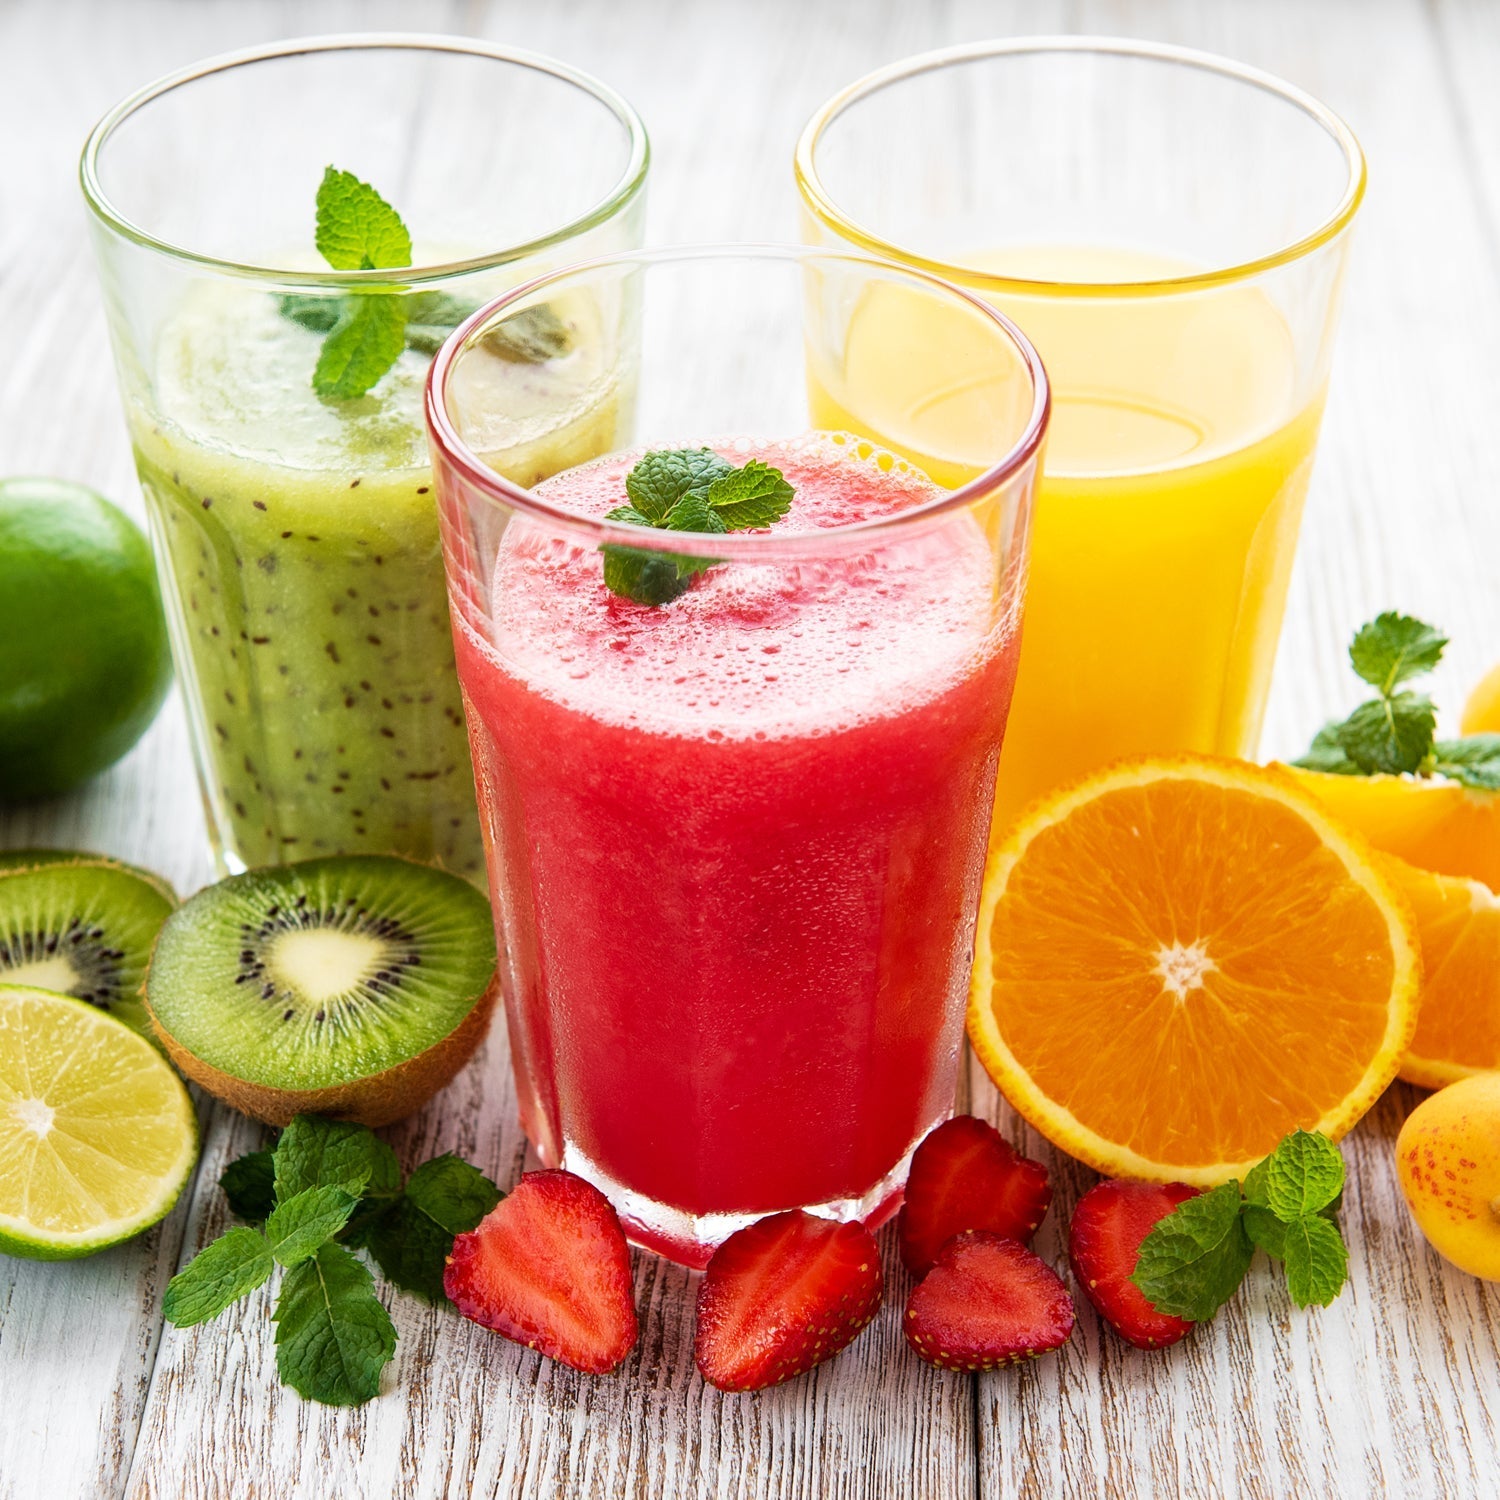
(899, 1114), (1053, 1274)
(903, 1230), (1074, 1370)
(694, 1210), (882, 1392)
(444, 1169), (638, 1375)
(1068, 1179), (1200, 1350)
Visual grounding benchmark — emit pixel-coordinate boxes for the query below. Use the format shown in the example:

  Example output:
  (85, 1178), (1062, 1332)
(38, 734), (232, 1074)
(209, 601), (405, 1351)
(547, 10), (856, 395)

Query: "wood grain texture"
(2, 0), (1499, 1497)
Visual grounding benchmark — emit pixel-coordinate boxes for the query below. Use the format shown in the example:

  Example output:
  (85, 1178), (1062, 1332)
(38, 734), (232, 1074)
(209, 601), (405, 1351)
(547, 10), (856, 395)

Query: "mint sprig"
(1293, 612), (1500, 788)
(286, 170), (576, 402)
(1130, 1130), (1351, 1320)
(307, 168), (412, 402)
(601, 448), (795, 605)
(165, 1115), (502, 1406)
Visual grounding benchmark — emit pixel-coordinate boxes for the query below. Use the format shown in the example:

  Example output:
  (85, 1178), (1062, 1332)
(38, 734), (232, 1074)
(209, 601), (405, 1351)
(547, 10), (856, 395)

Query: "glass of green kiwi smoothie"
(81, 36), (647, 882)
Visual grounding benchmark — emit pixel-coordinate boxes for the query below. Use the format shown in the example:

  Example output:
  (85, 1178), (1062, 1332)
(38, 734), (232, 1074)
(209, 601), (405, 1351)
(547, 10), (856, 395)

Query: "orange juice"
(808, 247), (1324, 835)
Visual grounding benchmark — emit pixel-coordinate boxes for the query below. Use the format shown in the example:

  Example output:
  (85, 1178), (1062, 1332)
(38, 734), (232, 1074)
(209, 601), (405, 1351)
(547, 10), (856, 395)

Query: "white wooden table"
(3, 1), (1499, 1495)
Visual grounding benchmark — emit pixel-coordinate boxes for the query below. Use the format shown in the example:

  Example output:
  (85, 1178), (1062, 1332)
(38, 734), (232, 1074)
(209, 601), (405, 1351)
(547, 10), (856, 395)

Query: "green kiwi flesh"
(0, 858), (176, 1039)
(145, 855), (497, 1126)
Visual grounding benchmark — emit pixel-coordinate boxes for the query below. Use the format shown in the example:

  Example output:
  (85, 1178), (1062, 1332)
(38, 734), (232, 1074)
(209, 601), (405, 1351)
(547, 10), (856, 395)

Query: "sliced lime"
(0, 984), (197, 1259)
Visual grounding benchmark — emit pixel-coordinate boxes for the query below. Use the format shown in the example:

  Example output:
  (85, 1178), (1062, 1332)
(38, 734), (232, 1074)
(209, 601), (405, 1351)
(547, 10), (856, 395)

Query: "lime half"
(0, 984), (197, 1259)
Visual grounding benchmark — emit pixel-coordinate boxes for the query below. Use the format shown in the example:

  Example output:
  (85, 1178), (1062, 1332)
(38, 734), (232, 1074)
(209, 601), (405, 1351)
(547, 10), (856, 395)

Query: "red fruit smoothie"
(453, 434), (1021, 1264)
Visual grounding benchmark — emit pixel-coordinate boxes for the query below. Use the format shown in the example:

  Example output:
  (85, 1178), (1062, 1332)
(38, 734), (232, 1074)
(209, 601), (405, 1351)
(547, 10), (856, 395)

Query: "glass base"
(550, 1138), (921, 1269)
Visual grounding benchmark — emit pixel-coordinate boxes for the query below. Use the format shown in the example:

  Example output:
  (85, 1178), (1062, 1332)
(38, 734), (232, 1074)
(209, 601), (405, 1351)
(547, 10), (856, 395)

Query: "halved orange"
(968, 756), (1420, 1185)
(1283, 765), (1500, 892)
(1379, 855), (1500, 1089)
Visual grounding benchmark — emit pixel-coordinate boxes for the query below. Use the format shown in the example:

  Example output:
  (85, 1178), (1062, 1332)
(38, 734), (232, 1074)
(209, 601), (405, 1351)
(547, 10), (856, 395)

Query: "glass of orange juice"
(796, 38), (1365, 836)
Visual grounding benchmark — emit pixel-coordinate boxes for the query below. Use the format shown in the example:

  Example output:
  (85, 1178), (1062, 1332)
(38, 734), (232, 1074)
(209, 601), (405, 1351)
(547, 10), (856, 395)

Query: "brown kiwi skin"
(145, 973), (499, 1128)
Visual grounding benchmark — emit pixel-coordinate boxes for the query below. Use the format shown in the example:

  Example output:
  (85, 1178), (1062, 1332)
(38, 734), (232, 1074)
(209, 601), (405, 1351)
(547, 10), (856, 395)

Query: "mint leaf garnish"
(405, 1154), (504, 1235)
(664, 493), (729, 537)
(315, 167), (411, 272)
(1133, 1130), (1351, 1326)
(1263, 1129), (1345, 1219)
(296, 166), (412, 401)
(1282, 1214), (1350, 1308)
(400, 291), (477, 356)
(366, 1155), (502, 1304)
(601, 449), (795, 604)
(1293, 611), (1500, 784)
(1337, 692), (1437, 776)
(1293, 722), (1361, 775)
(278, 295), (342, 336)
(273, 1242), (396, 1406)
(164, 1226), (275, 1327)
(625, 448), (735, 522)
(182, 1116), (506, 1406)
(265, 1185), (361, 1268)
(1241, 1204), (1288, 1259)
(1130, 1181), (1252, 1321)
(704, 460), (795, 529)
(313, 294), (408, 402)
(600, 543), (695, 606)
(1348, 613), (1449, 693)
(1431, 735), (1500, 791)
(479, 304), (573, 364)
(273, 1116), (394, 1204)
(220, 1150), (276, 1224)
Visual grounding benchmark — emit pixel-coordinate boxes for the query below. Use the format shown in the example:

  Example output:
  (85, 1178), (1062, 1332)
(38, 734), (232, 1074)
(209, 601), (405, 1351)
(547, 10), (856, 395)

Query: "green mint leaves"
(287, 170), (576, 402)
(314, 168), (412, 271)
(1129, 1182), (1253, 1322)
(274, 1243), (397, 1408)
(1431, 734), (1500, 791)
(1130, 1130), (1351, 1323)
(365, 1155), (502, 1304)
(308, 168), (413, 403)
(162, 1227), (275, 1327)
(601, 449), (795, 605)
(165, 1115), (501, 1406)
(1293, 611), (1500, 788)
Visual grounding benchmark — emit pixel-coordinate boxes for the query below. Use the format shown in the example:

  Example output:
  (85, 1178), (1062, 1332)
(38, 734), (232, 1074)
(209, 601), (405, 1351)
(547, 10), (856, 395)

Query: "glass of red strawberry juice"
(426, 247), (1048, 1266)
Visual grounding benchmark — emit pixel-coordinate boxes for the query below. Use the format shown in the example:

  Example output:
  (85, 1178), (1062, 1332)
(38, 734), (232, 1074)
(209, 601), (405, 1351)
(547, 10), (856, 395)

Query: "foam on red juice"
(454, 434), (1020, 1251)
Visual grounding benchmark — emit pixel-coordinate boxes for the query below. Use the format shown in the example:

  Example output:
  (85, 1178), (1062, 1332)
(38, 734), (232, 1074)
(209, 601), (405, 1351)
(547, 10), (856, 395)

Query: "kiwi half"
(145, 855), (497, 1127)
(0, 855), (176, 1039)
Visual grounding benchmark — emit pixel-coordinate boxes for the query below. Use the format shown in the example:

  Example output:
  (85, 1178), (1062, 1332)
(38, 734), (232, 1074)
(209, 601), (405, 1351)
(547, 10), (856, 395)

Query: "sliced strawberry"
(1068, 1179), (1200, 1350)
(903, 1230), (1074, 1370)
(444, 1169), (638, 1375)
(899, 1114), (1053, 1274)
(694, 1210), (882, 1392)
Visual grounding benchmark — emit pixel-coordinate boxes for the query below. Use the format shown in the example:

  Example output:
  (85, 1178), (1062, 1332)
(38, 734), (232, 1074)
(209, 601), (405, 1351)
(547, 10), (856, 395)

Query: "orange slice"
(1380, 855), (1500, 1089)
(1283, 765), (1500, 892)
(968, 756), (1420, 1185)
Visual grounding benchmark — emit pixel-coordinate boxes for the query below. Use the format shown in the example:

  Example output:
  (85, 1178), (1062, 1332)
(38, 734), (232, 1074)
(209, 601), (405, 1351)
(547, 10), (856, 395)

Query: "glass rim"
(79, 32), (651, 288)
(425, 243), (1051, 562)
(794, 35), (1368, 298)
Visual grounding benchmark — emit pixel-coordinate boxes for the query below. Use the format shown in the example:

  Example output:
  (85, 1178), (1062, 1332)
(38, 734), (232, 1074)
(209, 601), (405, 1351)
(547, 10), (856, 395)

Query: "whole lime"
(0, 478), (172, 800)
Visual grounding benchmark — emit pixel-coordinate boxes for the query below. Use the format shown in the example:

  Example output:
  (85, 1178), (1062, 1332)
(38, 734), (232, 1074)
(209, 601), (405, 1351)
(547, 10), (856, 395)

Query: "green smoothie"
(131, 280), (621, 879)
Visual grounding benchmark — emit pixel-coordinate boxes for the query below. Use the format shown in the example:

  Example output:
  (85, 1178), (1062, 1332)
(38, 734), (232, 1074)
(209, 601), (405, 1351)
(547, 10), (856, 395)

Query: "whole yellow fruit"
(1396, 1073), (1500, 1280)
(1461, 662), (1500, 736)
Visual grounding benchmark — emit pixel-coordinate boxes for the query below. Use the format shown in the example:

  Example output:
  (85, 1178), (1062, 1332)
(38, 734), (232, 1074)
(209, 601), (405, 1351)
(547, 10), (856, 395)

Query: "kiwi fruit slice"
(145, 855), (497, 1127)
(0, 854), (176, 1039)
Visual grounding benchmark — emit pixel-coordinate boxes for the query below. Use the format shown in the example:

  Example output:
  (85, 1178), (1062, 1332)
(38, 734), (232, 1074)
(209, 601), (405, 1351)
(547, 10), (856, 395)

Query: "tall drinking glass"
(427, 248), (1047, 1264)
(82, 36), (648, 881)
(796, 39), (1365, 836)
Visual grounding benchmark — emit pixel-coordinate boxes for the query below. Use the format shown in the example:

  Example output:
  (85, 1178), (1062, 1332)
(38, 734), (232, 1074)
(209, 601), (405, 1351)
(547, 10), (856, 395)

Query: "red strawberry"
(1068, 1179), (1200, 1350)
(444, 1169), (638, 1375)
(899, 1114), (1053, 1274)
(903, 1230), (1074, 1369)
(694, 1211), (882, 1392)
